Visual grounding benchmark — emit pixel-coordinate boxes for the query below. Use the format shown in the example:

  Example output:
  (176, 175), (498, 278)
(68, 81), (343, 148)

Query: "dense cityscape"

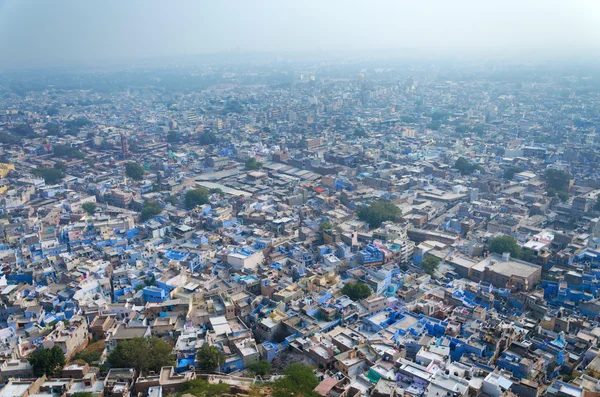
(0, 57), (599, 397)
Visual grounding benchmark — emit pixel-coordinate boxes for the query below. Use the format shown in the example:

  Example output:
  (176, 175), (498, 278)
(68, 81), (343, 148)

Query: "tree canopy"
(503, 166), (524, 180)
(245, 157), (263, 170)
(184, 188), (210, 209)
(196, 344), (225, 373)
(28, 346), (65, 376)
(125, 162), (145, 180)
(33, 167), (64, 185)
(342, 282), (372, 301)
(141, 200), (162, 221)
(82, 202), (97, 215)
(319, 221), (332, 231)
(107, 337), (174, 373)
(487, 235), (522, 259)
(11, 124), (35, 137)
(199, 131), (218, 145)
(421, 256), (440, 275)
(272, 363), (319, 397)
(247, 360), (271, 376)
(454, 157), (482, 175)
(544, 168), (571, 193)
(357, 201), (402, 228)
(45, 122), (61, 136)
(167, 130), (180, 143)
(53, 144), (86, 159)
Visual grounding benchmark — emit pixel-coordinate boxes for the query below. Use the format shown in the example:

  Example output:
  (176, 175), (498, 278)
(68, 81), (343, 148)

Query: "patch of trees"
(125, 162), (145, 180)
(166, 130), (180, 143)
(11, 124), (35, 137)
(487, 235), (537, 263)
(0, 132), (21, 145)
(45, 123), (61, 136)
(357, 201), (402, 228)
(184, 188), (210, 209)
(222, 99), (245, 114)
(247, 360), (271, 376)
(342, 282), (372, 301)
(319, 221), (332, 231)
(199, 131), (218, 145)
(504, 166), (524, 180)
(426, 121), (441, 130)
(28, 346), (65, 376)
(82, 202), (97, 215)
(64, 118), (92, 135)
(544, 169), (571, 200)
(454, 157), (483, 175)
(196, 344), (225, 373)
(272, 363), (319, 397)
(140, 201), (161, 221)
(245, 157), (263, 170)
(107, 337), (174, 373)
(33, 165), (64, 184)
(421, 256), (440, 275)
(53, 144), (86, 160)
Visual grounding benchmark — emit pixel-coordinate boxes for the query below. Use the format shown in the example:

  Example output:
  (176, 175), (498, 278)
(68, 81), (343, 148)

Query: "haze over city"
(1, 0), (600, 67)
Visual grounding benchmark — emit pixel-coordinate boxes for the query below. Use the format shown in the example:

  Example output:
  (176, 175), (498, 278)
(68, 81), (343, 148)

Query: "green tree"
(178, 379), (229, 397)
(196, 344), (225, 373)
(319, 221), (332, 231)
(199, 132), (218, 145)
(426, 121), (441, 130)
(247, 360), (271, 376)
(454, 157), (482, 175)
(245, 157), (263, 170)
(11, 124), (35, 137)
(165, 195), (178, 205)
(46, 106), (59, 116)
(504, 166), (524, 180)
(71, 393), (94, 397)
(184, 188), (210, 209)
(520, 249), (537, 264)
(28, 346), (65, 376)
(487, 235), (522, 258)
(53, 144), (86, 159)
(341, 282), (372, 301)
(82, 202), (97, 215)
(45, 122), (61, 136)
(54, 161), (67, 172)
(125, 162), (145, 180)
(421, 256), (440, 275)
(357, 201), (402, 228)
(141, 201), (162, 221)
(167, 130), (180, 143)
(556, 190), (570, 202)
(107, 337), (174, 373)
(272, 363), (319, 397)
(33, 167), (64, 184)
(544, 168), (571, 192)
(223, 99), (244, 114)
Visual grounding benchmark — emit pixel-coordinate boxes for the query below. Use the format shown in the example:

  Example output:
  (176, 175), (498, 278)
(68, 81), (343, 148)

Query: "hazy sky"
(1, 0), (599, 67)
